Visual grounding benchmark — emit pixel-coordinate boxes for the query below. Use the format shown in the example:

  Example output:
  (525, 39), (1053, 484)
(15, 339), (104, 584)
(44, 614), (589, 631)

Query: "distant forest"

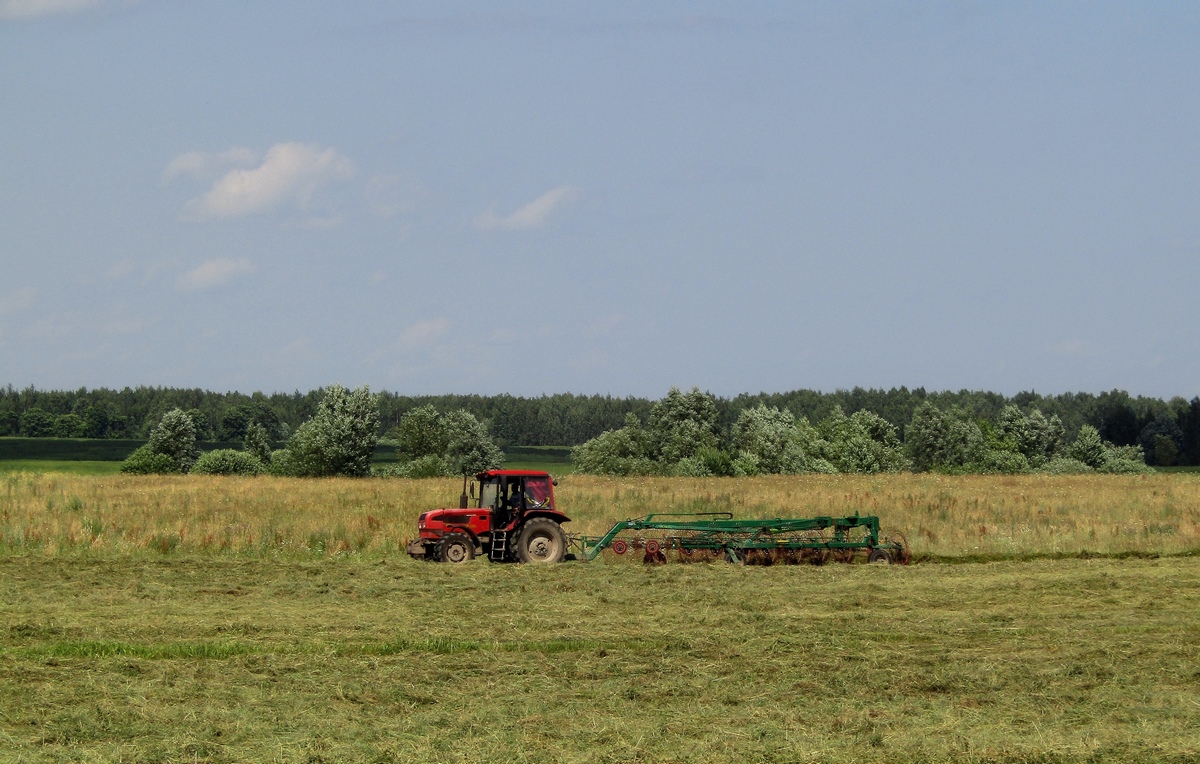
(1, 384), (1198, 466)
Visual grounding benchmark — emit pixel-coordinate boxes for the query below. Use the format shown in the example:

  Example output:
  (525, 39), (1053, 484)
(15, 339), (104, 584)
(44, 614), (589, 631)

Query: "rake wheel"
(886, 532), (911, 564)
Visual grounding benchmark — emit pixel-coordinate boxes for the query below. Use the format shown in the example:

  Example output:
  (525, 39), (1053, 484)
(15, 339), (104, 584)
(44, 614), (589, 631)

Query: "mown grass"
(1, 472), (1198, 560)
(1, 554), (1197, 762)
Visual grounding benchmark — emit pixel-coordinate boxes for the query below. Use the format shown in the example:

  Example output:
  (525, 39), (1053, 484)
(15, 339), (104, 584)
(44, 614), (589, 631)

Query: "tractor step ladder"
(490, 530), (508, 561)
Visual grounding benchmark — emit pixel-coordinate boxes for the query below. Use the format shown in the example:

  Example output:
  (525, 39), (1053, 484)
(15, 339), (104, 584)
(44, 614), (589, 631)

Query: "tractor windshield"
(479, 481), (500, 510)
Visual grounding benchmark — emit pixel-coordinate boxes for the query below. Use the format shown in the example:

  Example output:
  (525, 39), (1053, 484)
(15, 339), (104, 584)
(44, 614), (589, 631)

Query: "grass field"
(2, 472), (1198, 762)
(2, 472), (1198, 559)
(2, 555), (1198, 762)
(0, 460), (123, 476)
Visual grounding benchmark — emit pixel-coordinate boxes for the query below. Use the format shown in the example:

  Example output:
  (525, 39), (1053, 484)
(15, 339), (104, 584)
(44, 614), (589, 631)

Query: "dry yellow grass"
(2, 471), (1198, 559)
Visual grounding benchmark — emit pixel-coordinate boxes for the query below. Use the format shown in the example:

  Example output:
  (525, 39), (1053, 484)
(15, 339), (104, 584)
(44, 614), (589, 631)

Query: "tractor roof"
(476, 469), (553, 479)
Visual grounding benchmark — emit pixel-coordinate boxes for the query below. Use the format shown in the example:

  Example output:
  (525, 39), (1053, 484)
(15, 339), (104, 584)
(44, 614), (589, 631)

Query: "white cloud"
(394, 318), (450, 352)
(162, 147), (256, 183)
(476, 185), (582, 230)
(176, 258), (253, 291)
(179, 142), (354, 220)
(0, 286), (36, 316)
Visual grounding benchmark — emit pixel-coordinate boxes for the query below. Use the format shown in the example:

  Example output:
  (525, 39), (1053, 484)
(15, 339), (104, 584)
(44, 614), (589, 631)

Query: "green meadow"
(1, 556), (1197, 762)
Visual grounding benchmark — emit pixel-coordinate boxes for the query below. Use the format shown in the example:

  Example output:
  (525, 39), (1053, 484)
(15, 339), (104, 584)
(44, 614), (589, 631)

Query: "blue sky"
(2, 1), (1198, 399)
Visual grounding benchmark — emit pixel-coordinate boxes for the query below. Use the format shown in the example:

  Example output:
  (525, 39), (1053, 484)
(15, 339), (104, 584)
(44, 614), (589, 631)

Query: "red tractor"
(405, 470), (571, 564)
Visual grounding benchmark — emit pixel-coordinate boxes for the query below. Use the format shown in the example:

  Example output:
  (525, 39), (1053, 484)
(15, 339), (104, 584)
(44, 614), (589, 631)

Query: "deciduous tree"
(282, 385), (380, 477)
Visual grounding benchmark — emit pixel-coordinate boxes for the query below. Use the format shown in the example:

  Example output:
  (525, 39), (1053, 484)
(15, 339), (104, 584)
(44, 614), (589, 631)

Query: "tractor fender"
(521, 510), (571, 526)
(442, 525), (482, 550)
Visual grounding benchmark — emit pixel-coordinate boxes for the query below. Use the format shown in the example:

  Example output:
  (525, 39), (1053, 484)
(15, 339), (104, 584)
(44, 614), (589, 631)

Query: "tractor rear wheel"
(515, 518), (567, 563)
(437, 532), (476, 564)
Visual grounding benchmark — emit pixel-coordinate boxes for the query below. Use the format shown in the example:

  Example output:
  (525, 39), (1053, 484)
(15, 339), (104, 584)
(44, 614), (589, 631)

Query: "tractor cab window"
(506, 480), (525, 510)
(524, 476), (552, 509)
(479, 481), (500, 511)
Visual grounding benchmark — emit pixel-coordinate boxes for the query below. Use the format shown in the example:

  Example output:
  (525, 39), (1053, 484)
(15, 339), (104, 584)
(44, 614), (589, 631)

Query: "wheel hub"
(528, 537), (551, 558)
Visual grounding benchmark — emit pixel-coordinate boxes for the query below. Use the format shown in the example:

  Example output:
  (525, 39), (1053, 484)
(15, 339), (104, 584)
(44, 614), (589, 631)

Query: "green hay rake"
(576, 512), (909, 565)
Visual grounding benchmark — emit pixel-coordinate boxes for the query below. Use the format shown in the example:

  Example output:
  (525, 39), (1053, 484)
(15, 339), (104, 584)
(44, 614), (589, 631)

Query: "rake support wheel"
(867, 547), (893, 564)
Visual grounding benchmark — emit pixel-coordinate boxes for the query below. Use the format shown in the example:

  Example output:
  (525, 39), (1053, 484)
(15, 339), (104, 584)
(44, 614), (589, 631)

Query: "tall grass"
(1, 472), (1198, 559)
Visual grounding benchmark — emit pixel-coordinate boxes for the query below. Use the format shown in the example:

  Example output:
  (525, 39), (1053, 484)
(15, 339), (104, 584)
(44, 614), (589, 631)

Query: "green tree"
(384, 405), (503, 477)
(904, 403), (983, 472)
(119, 445), (177, 474)
(282, 385), (380, 477)
(729, 404), (821, 474)
(1067, 425), (1106, 468)
(1154, 435), (1178, 467)
(219, 405), (252, 441)
(0, 408), (17, 436)
(53, 413), (87, 438)
(818, 408), (908, 473)
(571, 413), (656, 475)
(648, 386), (720, 464)
(996, 406), (1064, 467)
(19, 408), (55, 437)
(243, 422), (272, 466)
(1099, 444), (1151, 474)
(1138, 415), (1183, 467)
(1181, 397), (1200, 466)
(83, 404), (111, 438)
(147, 408), (201, 473)
(186, 408), (213, 441)
(442, 409), (504, 475)
(393, 404), (449, 460)
(192, 449), (264, 475)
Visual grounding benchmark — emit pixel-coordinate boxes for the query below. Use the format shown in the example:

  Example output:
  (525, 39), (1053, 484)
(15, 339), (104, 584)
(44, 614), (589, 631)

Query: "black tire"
(436, 532), (476, 564)
(867, 548), (893, 564)
(515, 518), (567, 564)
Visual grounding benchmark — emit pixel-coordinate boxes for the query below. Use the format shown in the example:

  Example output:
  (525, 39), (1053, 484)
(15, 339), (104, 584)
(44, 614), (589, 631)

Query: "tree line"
(2, 383), (1199, 467)
(120, 387), (503, 479)
(573, 388), (1154, 477)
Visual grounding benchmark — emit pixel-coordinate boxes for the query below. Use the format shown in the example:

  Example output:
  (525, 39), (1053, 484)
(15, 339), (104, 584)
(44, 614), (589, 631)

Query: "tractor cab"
(476, 470), (558, 531)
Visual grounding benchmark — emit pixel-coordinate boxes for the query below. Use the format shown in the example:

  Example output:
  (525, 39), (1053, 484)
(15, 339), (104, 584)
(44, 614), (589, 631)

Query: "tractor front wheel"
(437, 532), (476, 564)
(515, 518), (567, 563)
